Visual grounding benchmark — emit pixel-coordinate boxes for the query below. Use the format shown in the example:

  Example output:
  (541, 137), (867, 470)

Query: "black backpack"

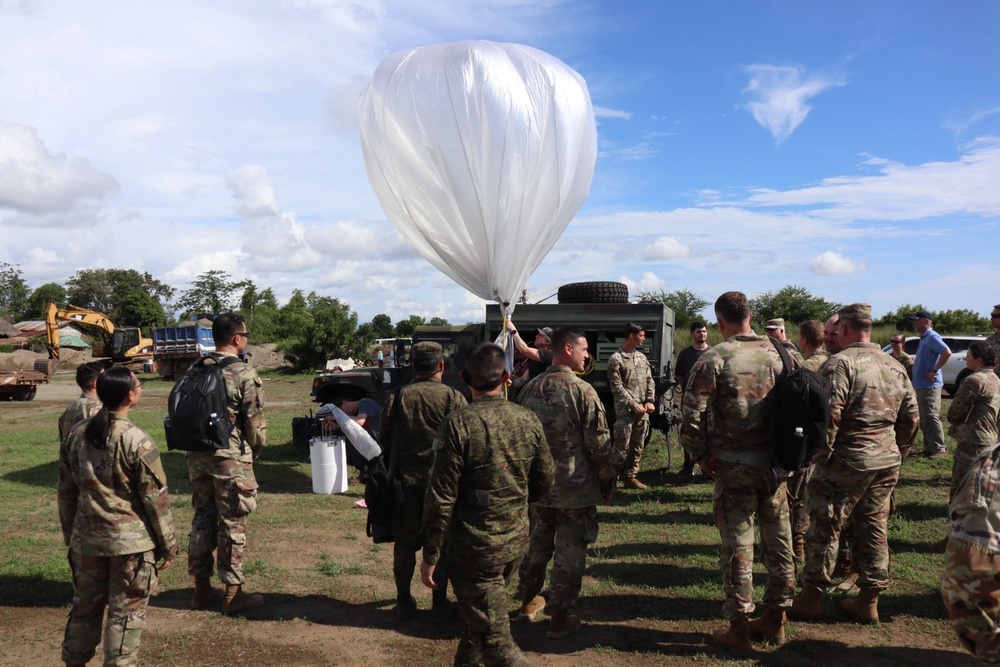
(364, 387), (404, 543)
(768, 340), (831, 473)
(164, 355), (241, 452)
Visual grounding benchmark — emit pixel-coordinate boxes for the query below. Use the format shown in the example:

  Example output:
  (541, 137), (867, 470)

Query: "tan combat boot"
(789, 584), (823, 621)
(546, 608), (582, 639)
(622, 478), (647, 490)
(842, 587), (880, 624)
(191, 577), (226, 610)
(711, 618), (753, 656)
(223, 584), (264, 615)
(746, 607), (786, 645)
(519, 595), (546, 621)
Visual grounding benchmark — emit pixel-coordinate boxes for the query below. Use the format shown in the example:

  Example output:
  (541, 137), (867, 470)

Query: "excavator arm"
(44, 301), (151, 363)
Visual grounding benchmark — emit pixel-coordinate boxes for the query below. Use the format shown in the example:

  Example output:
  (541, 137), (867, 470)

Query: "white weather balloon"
(358, 40), (597, 312)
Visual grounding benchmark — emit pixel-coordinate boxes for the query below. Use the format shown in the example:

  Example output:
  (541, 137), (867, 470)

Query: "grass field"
(0, 368), (977, 666)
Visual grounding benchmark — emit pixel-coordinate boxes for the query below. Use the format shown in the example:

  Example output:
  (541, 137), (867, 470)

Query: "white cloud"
(742, 64), (846, 143)
(620, 271), (667, 295)
(808, 251), (865, 276)
(594, 106), (632, 120)
(0, 120), (118, 220)
(641, 236), (691, 261)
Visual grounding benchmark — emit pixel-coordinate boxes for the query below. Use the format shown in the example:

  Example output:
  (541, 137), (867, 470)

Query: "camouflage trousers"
(712, 461), (795, 620)
(786, 465), (813, 568)
(62, 550), (158, 667)
(187, 453), (258, 585)
(951, 447), (989, 503)
(615, 410), (650, 479)
(517, 505), (599, 612)
(449, 556), (530, 667)
(803, 458), (899, 591)
(941, 538), (1000, 664)
(393, 484), (448, 598)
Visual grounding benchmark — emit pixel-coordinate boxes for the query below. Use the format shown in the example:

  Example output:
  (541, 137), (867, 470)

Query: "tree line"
(0, 264), (448, 370)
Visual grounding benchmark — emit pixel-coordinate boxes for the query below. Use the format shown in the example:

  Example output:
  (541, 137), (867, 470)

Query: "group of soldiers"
(56, 313), (265, 666)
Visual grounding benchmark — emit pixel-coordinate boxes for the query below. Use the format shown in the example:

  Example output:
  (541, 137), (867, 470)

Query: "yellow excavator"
(44, 302), (154, 369)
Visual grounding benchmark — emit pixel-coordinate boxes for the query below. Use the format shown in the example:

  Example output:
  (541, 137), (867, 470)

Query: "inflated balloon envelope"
(358, 40), (598, 315)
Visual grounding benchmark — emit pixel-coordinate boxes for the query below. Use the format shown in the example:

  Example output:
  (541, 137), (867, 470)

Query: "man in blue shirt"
(910, 309), (952, 459)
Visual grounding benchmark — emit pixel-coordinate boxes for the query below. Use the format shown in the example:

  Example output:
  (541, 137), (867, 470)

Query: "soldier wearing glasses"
(887, 332), (914, 379)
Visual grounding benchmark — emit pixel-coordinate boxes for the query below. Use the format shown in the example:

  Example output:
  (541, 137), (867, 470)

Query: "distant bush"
(0, 344), (14, 353)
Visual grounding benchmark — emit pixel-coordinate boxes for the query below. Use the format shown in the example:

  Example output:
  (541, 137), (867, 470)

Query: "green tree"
(638, 288), (710, 329)
(749, 285), (840, 328)
(276, 290), (313, 347)
(241, 284), (281, 344)
(175, 270), (246, 318)
(395, 314), (426, 336)
(24, 282), (66, 320)
(66, 268), (174, 323)
(279, 293), (363, 370)
(370, 313), (394, 339)
(119, 292), (167, 335)
(875, 304), (926, 332)
(427, 316), (450, 326)
(0, 262), (31, 322)
(934, 309), (989, 333)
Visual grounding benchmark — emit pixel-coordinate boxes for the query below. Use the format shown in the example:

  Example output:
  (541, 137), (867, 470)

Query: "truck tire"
(13, 386), (36, 401)
(557, 281), (629, 304)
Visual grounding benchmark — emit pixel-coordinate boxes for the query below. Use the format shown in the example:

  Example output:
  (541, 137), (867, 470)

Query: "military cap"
(839, 303), (872, 320)
(536, 327), (554, 339)
(764, 318), (785, 330)
(909, 309), (933, 320)
(410, 341), (443, 365)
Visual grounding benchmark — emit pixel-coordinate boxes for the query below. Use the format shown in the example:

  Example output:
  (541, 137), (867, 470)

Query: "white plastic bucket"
(309, 435), (348, 494)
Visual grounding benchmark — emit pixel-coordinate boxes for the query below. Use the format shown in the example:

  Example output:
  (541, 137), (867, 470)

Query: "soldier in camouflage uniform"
(59, 362), (105, 444)
(185, 313), (267, 614)
(887, 332), (914, 379)
(58, 367), (179, 667)
(379, 341), (467, 622)
(988, 304), (1000, 378)
(791, 304), (919, 625)
(766, 318), (805, 364)
(946, 341), (1000, 500)
(421, 343), (555, 667)
(607, 322), (656, 489)
(516, 327), (623, 638)
(797, 320), (828, 372)
(941, 441), (1000, 663)
(680, 291), (796, 655)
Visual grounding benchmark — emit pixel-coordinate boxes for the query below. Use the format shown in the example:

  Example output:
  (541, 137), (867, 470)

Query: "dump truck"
(152, 322), (215, 379)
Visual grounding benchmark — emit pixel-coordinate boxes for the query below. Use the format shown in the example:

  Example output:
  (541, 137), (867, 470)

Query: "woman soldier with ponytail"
(57, 367), (179, 667)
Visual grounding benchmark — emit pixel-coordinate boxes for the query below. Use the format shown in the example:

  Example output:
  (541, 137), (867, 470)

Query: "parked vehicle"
(0, 368), (48, 401)
(882, 334), (987, 396)
(152, 323), (215, 379)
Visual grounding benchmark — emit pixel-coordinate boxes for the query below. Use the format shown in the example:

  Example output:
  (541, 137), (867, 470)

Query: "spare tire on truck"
(557, 281), (629, 304)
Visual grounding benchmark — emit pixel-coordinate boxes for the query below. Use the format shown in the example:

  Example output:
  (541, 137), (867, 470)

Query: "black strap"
(387, 385), (405, 477)
(769, 338), (794, 378)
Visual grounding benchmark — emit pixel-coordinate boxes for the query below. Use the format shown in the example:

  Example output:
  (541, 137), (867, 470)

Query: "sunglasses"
(235, 332), (252, 340)
(131, 380), (143, 390)
(890, 340), (903, 344)
(991, 314), (1000, 319)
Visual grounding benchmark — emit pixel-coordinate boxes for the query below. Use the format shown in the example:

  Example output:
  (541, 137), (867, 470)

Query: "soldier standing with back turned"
(379, 341), (467, 622)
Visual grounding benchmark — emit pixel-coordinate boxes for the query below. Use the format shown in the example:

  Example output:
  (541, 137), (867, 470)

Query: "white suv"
(883, 334), (988, 396)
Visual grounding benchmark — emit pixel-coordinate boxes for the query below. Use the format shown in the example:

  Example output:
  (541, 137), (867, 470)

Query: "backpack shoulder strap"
(387, 385), (405, 476)
(769, 337), (793, 378)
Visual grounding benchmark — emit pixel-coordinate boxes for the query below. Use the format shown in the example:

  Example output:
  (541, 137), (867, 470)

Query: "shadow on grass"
(588, 561), (719, 596)
(2, 459), (59, 489)
(762, 639), (972, 667)
(894, 501), (948, 522)
(0, 574), (71, 607)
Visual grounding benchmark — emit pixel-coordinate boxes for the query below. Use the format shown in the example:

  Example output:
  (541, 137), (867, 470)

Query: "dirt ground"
(0, 383), (981, 667)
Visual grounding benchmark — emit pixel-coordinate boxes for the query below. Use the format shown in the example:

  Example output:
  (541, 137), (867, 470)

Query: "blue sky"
(1, 1), (998, 325)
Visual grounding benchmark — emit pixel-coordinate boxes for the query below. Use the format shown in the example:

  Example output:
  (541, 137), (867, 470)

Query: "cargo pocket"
(112, 552), (157, 659)
(232, 477), (259, 517)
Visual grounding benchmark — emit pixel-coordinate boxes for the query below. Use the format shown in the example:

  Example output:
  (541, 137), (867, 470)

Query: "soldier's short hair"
(75, 361), (105, 390)
(212, 313), (246, 343)
(689, 320), (707, 332)
(624, 322), (645, 337)
(552, 327), (586, 351)
(411, 341), (443, 373)
(970, 341), (997, 367)
(465, 342), (506, 386)
(799, 320), (823, 348)
(714, 291), (750, 324)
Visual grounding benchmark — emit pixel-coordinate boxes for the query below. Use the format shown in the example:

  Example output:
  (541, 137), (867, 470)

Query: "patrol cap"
(764, 318), (785, 330)
(839, 303), (872, 320)
(536, 327), (554, 339)
(909, 309), (933, 320)
(410, 341), (443, 365)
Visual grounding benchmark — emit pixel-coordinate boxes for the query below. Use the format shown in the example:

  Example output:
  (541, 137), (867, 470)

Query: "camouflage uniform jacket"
(378, 377), (467, 489)
(801, 350), (828, 372)
(947, 368), (1000, 469)
(59, 394), (102, 443)
(607, 347), (655, 415)
(988, 333), (1000, 378)
(680, 334), (784, 471)
(517, 365), (620, 508)
(888, 349), (915, 379)
(821, 342), (920, 471)
(948, 443), (1000, 553)
(189, 351), (266, 464)
(422, 395), (554, 568)
(57, 414), (178, 558)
